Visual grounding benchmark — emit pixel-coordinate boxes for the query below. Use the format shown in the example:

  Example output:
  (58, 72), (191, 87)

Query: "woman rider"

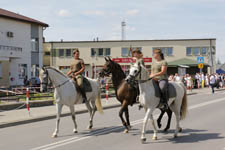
(150, 49), (169, 110)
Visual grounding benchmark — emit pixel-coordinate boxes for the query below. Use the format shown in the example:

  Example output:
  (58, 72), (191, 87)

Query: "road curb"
(0, 92), (198, 129)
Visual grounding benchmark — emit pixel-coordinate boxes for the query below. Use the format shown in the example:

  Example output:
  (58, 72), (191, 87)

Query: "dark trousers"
(159, 79), (169, 103)
(210, 83), (215, 93)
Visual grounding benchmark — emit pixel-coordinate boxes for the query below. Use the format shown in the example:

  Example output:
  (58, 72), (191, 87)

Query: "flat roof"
(0, 8), (49, 27)
(46, 38), (216, 44)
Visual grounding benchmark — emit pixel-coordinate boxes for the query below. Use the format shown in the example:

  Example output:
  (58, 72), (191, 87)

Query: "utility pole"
(209, 39), (214, 73)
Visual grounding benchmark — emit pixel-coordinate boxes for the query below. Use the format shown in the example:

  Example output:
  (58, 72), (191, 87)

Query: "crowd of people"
(168, 73), (225, 93)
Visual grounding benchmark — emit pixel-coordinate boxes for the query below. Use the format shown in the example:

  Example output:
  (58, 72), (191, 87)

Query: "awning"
(168, 58), (208, 67)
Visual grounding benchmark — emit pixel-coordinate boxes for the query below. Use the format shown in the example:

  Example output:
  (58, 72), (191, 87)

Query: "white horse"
(40, 66), (103, 138)
(127, 63), (187, 143)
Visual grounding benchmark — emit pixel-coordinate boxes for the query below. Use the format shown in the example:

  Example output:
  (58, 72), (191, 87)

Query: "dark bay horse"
(99, 57), (173, 132)
(99, 57), (138, 133)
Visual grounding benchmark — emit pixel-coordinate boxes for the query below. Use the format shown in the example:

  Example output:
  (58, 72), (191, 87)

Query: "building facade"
(0, 8), (48, 87)
(43, 38), (216, 78)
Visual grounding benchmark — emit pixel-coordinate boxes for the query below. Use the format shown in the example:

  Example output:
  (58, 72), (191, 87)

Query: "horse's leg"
(89, 99), (97, 129)
(170, 103), (180, 138)
(52, 103), (63, 138)
(124, 107), (131, 129)
(70, 106), (78, 133)
(119, 100), (129, 133)
(150, 109), (158, 140)
(157, 109), (165, 129)
(85, 100), (93, 130)
(164, 108), (173, 132)
(141, 108), (151, 143)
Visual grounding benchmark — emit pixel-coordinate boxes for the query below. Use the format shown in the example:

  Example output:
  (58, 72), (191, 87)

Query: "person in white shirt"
(205, 74), (209, 88)
(186, 74), (192, 92)
(174, 73), (181, 82)
(209, 74), (216, 93)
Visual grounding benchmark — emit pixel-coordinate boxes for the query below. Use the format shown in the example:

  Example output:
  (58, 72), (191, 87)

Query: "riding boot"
(80, 87), (87, 103)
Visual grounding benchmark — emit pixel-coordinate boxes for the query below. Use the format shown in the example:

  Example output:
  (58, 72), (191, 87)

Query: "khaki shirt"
(151, 60), (168, 80)
(70, 59), (84, 75)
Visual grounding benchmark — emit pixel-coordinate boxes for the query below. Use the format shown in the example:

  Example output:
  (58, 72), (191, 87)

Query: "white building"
(0, 8), (48, 87)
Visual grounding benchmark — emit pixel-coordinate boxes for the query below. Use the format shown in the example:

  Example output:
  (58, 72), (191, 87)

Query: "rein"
(46, 68), (71, 89)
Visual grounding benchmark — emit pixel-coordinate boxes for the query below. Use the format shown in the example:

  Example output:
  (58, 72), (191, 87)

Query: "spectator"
(209, 74), (216, 93)
(205, 74), (210, 88)
(23, 75), (28, 86)
(174, 73), (181, 82)
(186, 74), (193, 92)
(168, 74), (174, 81)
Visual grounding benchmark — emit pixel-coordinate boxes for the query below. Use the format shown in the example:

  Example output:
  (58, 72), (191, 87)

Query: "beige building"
(43, 38), (216, 78)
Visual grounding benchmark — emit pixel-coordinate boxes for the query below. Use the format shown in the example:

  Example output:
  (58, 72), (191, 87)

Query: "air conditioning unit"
(7, 31), (14, 38)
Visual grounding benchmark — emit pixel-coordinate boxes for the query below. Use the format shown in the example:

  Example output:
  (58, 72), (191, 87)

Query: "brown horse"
(99, 57), (138, 133)
(99, 57), (174, 133)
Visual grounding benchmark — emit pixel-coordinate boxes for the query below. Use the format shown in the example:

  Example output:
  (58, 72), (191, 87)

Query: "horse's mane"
(111, 61), (126, 78)
(46, 66), (69, 79)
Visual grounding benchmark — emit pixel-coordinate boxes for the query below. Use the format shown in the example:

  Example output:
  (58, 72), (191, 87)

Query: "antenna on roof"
(121, 19), (126, 40)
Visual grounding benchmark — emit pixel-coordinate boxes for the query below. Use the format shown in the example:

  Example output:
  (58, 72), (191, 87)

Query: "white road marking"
(31, 97), (225, 150)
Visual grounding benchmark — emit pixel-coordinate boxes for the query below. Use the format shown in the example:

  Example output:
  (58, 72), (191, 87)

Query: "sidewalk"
(0, 87), (224, 128)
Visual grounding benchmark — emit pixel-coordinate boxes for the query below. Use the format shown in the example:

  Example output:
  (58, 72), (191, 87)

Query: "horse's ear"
(138, 62), (141, 66)
(104, 57), (109, 62)
(108, 56), (112, 62)
(42, 67), (45, 71)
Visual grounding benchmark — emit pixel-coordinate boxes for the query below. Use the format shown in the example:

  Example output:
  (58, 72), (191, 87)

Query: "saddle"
(73, 76), (92, 93)
(152, 80), (177, 99)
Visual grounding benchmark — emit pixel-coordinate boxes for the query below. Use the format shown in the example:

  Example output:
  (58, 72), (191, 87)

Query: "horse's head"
(39, 67), (49, 93)
(126, 62), (149, 82)
(99, 57), (115, 77)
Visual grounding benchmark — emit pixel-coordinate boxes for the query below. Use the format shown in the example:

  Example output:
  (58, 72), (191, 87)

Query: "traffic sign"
(198, 63), (204, 69)
(197, 57), (204, 64)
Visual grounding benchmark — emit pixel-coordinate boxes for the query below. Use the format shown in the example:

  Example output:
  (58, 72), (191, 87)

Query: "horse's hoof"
(152, 136), (157, 140)
(163, 128), (169, 132)
(141, 138), (146, 144)
(179, 127), (182, 132)
(128, 125), (132, 129)
(87, 125), (93, 130)
(173, 134), (178, 138)
(52, 134), (57, 138)
(124, 129), (129, 133)
(73, 129), (78, 133)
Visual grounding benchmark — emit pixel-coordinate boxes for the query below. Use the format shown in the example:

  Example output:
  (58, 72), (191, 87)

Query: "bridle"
(127, 65), (152, 84)
(42, 68), (70, 89)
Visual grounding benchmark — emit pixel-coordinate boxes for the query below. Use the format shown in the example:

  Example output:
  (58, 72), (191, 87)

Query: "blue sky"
(1, 0), (225, 62)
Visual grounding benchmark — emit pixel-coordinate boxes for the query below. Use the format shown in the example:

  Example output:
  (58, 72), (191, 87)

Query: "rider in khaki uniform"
(67, 49), (87, 103)
(130, 48), (144, 66)
(150, 49), (169, 110)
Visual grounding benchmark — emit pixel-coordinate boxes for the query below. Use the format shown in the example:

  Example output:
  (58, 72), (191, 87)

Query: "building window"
(105, 48), (111, 56)
(59, 49), (64, 57)
(186, 47), (192, 56)
(45, 52), (50, 56)
(201, 47), (208, 55)
(91, 48), (96, 56)
(66, 49), (71, 57)
(18, 64), (27, 79)
(98, 48), (104, 56)
(193, 47), (200, 56)
(121, 48), (129, 57)
(167, 47), (173, 56)
(152, 47), (173, 56)
(0, 63), (2, 78)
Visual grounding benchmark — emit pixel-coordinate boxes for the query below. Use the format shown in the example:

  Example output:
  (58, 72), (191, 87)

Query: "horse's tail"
(180, 84), (188, 120)
(96, 88), (104, 114)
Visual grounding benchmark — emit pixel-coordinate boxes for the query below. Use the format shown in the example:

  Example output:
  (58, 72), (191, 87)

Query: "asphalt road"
(1, 89), (225, 150)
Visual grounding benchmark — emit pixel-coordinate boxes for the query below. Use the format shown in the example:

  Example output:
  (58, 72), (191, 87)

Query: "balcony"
(0, 45), (23, 58)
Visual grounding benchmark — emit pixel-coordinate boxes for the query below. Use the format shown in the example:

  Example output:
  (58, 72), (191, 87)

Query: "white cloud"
(57, 9), (70, 17)
(83, 10), (105, 16)
(125, 9), (139, 16)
